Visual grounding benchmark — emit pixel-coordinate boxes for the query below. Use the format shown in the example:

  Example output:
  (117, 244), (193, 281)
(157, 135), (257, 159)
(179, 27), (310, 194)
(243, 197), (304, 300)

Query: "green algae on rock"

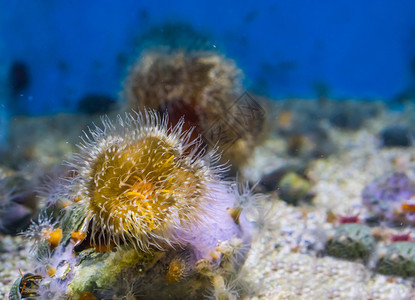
(376, 242), (415, 277)
(325, 223), (375, 262)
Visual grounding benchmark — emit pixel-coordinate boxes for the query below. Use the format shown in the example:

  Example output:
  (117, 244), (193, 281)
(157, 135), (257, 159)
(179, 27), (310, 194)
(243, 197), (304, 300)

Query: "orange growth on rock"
(45, 228), (62, 250)
(61, 200), (73, 208)
(46, 266), (56, 277)
(210, 250), (220, 260)
(401, 203), (415, 213)
(71, 231), (86, 243)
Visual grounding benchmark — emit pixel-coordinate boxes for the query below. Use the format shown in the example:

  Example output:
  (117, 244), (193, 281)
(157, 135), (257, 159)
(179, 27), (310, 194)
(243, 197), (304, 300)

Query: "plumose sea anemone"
(67, 109), (229, 252)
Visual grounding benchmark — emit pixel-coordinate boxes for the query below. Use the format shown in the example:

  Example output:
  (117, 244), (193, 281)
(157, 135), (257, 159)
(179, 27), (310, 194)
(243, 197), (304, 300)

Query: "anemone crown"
(70, 110), (222, 251)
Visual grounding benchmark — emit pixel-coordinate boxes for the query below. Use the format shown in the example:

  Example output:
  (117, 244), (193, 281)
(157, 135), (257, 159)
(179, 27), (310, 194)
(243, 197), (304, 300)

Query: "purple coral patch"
(362, 172), (415, 224)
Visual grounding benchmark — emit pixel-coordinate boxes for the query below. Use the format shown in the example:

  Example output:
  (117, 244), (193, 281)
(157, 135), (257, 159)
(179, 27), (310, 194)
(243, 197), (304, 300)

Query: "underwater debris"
(123, 50), (265, 171)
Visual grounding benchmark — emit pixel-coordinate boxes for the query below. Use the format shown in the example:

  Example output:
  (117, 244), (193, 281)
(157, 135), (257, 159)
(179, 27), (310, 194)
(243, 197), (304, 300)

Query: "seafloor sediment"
(1, 99), (415, 299)
(241, 101), (415, 299)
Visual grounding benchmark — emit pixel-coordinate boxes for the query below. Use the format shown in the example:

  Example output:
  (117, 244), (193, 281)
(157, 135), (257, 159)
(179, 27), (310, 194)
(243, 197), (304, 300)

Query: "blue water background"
(1, 0), (415, 116)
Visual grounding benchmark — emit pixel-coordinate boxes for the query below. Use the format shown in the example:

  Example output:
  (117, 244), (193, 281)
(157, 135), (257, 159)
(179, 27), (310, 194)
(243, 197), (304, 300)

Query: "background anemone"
(123, 50), (266, 172)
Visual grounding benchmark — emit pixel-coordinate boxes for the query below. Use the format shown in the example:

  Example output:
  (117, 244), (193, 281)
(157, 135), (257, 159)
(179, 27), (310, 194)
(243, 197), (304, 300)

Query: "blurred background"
(1, 0), (415, 118)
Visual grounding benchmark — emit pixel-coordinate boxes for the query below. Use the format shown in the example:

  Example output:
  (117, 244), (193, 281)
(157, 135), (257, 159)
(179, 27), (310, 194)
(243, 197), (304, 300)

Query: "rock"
(259, 164), (306, 192)
(278, 172), (312, 204)
(376, 242), (415, 277)
(380, 126), (411, 147)
(325, 223), (375, 262)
